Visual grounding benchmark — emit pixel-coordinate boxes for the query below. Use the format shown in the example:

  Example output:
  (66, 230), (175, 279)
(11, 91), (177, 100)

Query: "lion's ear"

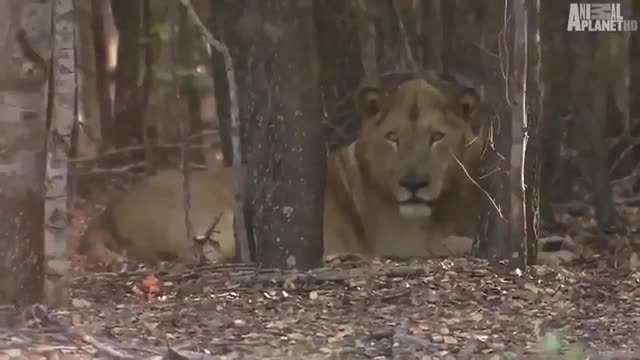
(453, 87), (479, 121)
(356, 87), (383, 121)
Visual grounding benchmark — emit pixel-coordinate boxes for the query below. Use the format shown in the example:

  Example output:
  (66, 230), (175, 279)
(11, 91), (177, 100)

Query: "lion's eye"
(385, 131), (399, 146)
(430, 130), (445, 145)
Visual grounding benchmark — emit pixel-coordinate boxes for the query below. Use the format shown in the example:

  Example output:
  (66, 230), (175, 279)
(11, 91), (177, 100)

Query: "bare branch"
(179, 0), (251, 262)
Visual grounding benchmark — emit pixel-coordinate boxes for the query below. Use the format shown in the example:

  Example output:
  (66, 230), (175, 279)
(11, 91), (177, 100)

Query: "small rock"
(432, 334), (444, 343)
(288, 332), (306, 341)
(233, 319), (246, 327)
(443, 336), (458, 345)
(71, 298), (91, 308)
(491, 342), (506, 350)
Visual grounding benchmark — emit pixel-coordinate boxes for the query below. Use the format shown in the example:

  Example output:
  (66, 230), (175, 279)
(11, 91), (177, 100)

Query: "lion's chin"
(398, 203), (433, 219)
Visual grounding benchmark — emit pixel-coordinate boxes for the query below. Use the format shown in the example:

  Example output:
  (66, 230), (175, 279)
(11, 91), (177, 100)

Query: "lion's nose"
(399, 174), (430, 193)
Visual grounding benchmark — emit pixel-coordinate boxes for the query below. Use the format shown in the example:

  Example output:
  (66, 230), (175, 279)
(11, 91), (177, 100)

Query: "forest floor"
(1, 252), (639, 359)
(3, 187), (640, 359)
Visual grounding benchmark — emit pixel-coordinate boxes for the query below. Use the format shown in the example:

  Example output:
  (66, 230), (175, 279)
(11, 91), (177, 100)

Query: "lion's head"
(353, 72), (482, 220)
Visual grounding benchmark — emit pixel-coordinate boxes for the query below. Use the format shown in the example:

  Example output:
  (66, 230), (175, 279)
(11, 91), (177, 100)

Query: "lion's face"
(355, 76), (479, 219)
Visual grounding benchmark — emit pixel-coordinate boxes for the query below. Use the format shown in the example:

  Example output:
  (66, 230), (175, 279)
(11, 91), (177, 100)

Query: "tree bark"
(474, 0), (537, 268)
(507, 0), (528, 268)
(525, 0), (544, 264)
(539, 1), (571, 222)
(111, 0), (143, 148)
(42, 0), (77, 307)
(92, 0), (114, 152)
(248, 0), (325, 269)
(206, 0), (252, 262)
(0, 0), (51, 304)
(313, 0), (364, 150)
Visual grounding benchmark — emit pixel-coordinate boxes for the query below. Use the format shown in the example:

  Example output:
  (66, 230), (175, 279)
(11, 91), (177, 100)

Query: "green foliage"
(540, 333), (586, 360)
(150, 22), (172, 41)
(142, 21), (213, 94)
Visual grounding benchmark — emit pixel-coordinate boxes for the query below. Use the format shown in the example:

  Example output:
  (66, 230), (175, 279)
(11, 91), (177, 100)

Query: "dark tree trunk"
(313, 0), (364, 149)
(111, 0), (143, 148)
(567, 30), (619, 230)
(208, 1), (245, 168)
(474, 0), (535, 267)
(247, 1), (325, 269)
(525, 0), (544, 264)
(91, 0), (114, 151)
(0, 188), (45, 305)
(374, 0), (413, 72)
(539, 1), (572, 223)
(420, 0), (443, 71)
(208, 0), (255, 262)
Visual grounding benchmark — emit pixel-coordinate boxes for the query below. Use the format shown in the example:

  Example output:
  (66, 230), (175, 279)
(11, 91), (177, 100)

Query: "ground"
(0, 254), (639, 360)
(4, 168), (639, 359)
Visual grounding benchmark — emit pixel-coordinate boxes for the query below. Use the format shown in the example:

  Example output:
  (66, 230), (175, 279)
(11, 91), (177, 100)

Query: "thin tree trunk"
(111, 0), (143, 148)
(420, 0), (443, 71)
(205, 0), (256, 262)
(92, 0), (114, 152)
(508, 0), (528, 268)
(313, 1), (364, 149)
(526, 0), (544, 264)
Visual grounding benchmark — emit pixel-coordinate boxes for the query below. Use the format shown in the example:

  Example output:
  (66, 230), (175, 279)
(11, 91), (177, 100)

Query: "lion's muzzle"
(396, 172), (437, 219)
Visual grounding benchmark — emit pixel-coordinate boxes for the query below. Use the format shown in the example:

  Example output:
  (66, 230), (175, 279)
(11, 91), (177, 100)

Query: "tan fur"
(79, 164), (236, 262)
(323, 74), (484, 257)
(80, 73), (572, 265)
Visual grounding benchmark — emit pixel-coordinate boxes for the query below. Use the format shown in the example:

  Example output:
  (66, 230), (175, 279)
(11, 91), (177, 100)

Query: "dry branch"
(179, 0), (251, 262)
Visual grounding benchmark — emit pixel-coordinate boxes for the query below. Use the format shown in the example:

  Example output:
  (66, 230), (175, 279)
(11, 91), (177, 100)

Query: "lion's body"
(80, 164), (236, 263)
(80, 72), (573, 265)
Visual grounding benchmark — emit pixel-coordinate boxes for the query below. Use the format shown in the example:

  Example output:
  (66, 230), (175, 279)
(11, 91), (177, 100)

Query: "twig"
(193, 213), (224, 254)
(178, 0), (240, 164)
(65, 132), (221, 163)
(203, 212), (223, 240)
(453, 153), (505, 219)
(30, 305), (136, 359)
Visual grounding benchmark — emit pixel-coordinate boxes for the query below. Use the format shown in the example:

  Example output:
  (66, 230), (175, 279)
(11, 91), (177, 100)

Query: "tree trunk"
(525, 0), (544, 264)
(420, 0), (443, 71)
(111, 0), (143, 148)
(248, 1), (325, 270)
(0, 0), (51, 304)
(92, 0), (114, 152)
(539, 1), (571, 222)
(43, 0), (78, 307)
(207, 0), (252, 262)
(474, 0), (536, 268)
(313, 0), (364, 150)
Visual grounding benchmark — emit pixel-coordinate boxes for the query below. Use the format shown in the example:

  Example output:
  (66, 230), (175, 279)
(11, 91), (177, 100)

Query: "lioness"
(80, 72), (573, 264)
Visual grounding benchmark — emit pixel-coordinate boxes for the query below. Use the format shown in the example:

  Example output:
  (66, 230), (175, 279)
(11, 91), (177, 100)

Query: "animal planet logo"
(567, 3), (638, 32)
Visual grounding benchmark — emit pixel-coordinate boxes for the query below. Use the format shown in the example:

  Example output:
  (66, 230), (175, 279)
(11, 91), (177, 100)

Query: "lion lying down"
(80, 72), (574, 265)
